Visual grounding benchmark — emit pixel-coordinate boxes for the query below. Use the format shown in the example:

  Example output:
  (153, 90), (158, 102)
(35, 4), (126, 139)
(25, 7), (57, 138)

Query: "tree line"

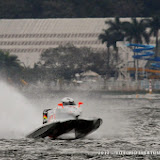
(1, 16), (160, 84)
(0, 44), (119, 85)
(0, 0), (160, 18)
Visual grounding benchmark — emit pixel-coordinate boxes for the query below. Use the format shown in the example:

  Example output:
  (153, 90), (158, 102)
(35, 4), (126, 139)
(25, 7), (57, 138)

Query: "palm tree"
(99, 30), (123, 79)
(122, 18), (149, 81)
(144, 16), (160, 57)
(105, 17), (124, 34)
(99, 30), (114, 67)
(122, 18), (149, 67)
(105, 17), (125, 61)
(99, 17), (125, 64)
(122, 18), (149, 44)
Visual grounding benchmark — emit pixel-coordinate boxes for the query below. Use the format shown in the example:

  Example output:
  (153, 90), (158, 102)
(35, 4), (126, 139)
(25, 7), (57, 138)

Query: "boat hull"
(26, 118), (102, 139)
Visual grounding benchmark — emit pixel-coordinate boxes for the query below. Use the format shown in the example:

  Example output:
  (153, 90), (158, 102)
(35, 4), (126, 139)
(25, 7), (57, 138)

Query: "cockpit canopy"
(61, 97), (75, 106)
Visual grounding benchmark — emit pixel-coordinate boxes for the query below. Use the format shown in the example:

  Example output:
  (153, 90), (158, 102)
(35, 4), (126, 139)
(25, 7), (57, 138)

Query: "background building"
(0, 18), (156, 67)
(0, 18), (107, 66)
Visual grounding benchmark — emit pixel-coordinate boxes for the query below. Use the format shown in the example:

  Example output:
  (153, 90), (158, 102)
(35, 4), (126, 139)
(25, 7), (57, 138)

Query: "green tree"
(99, 31), (113, 68)
(104, 17), (125, 61)
(0, 50), (23, 79)
(122, 18), (149, 44)
(39, 44), (117, 80)
(122, 18), (149, 80)
(144, 16), (160, 57)
(122, 18), (149, 65)
(113, 0), (145, 17)
(99, 18), (124, 68)
(1, 0), (160, 18)
(99, 30), (121, 77)
(40, 45), (94, 80)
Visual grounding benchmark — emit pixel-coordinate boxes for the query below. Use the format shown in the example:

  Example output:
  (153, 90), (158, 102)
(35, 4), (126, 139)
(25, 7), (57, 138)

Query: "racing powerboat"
(26, 97), (102, 140)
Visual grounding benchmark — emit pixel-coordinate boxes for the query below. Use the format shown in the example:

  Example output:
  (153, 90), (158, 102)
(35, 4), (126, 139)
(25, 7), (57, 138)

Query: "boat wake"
(0, 81), (40, 138)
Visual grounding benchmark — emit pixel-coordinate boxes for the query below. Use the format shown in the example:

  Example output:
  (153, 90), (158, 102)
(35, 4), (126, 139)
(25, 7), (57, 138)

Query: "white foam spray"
(0, 81), (41, 139)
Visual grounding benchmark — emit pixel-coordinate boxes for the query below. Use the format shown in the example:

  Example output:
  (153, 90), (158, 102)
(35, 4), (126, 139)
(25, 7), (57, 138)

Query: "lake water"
(1, 82), (160, 159)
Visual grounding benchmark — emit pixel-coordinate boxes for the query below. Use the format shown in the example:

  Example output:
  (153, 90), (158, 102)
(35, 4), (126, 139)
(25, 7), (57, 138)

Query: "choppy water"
(1, 85), (160, 159)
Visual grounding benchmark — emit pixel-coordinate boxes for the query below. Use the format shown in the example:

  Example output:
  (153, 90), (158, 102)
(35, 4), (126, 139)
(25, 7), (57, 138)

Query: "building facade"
(0, 18), (156, 67)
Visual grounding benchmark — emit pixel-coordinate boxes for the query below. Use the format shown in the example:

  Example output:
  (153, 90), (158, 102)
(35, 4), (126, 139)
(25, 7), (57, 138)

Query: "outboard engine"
(43, 109), (53, 124)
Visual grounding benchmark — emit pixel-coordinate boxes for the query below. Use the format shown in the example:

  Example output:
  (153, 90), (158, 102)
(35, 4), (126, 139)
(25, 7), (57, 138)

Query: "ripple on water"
(1, 94), (160, 159)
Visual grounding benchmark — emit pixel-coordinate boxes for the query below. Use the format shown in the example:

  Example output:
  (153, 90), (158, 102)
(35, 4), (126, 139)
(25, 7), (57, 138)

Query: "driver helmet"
(61, 97), (75, 105)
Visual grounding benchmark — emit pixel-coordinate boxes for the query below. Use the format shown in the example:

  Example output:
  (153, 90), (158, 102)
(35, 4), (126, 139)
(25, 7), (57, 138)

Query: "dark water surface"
(1, 90), (160, 159)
